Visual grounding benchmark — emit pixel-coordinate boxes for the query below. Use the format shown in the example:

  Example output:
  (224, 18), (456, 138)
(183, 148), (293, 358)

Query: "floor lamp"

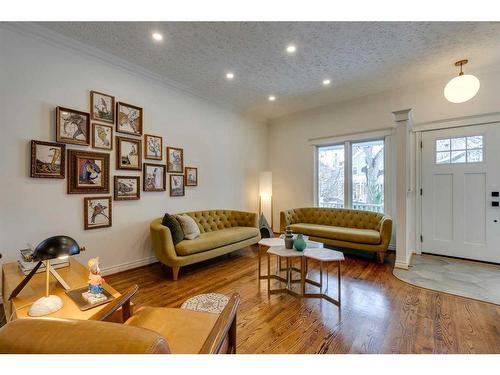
(259, 171), (273, 234)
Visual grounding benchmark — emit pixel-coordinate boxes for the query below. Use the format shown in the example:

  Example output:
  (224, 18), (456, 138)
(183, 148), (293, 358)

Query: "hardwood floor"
(105, 246), (499, 353)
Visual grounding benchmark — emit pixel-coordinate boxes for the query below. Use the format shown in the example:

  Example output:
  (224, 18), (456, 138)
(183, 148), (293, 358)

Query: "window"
(436, 135), (483, 164)
(317, 139), (385, 213)
(317, 144), (345, 208)
(351, 140), (384, 212)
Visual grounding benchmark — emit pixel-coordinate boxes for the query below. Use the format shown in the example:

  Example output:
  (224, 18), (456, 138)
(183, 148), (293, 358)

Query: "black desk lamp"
(9, 235), (84, 316)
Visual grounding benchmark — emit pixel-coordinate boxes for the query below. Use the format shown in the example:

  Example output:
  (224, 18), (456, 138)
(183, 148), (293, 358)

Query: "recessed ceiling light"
(226, 72), (234, 80)
(152, 33), (163, 41)
(286, 45), (297, 54)
(268, 95), (276, 102)
(323, 79), (331, 86)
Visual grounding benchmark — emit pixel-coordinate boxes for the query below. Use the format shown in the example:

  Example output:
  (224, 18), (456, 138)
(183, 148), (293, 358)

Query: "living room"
(1, 1), (499, 373)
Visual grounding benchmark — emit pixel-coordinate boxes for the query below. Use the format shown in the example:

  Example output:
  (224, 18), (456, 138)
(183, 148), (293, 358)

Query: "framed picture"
(185, 167), (198, 186)
(114, 176), (140, 200)
(143, 163), (166, 192)
(167, 147), (184, 173)
(67, 150), (110, 194)
(90, 90), (115, 124)
(56, 106), (90, 145)
(170, 174), (185, 197)
(144, 134), (163, 160)
(116, 102), (143, 136)
(84, 196), (112, 230)
(92, 123), (113, 150)
(116, 136), (142, 170)
(30, 140), (66, 179)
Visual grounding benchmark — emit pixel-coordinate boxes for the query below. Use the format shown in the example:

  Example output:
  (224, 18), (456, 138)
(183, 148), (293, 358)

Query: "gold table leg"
(267, 252), (271, 297)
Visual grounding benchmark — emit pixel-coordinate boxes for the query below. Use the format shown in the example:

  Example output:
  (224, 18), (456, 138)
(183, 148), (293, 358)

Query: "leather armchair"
(0, 286), (240, 354)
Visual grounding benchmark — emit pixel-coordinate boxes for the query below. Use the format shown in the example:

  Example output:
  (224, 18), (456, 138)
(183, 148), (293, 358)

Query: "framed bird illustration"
(84, 196), (112, 230)
(67, 150), (110, 194)
(92, 123), (113, 150)
(90, 90), (115, 124)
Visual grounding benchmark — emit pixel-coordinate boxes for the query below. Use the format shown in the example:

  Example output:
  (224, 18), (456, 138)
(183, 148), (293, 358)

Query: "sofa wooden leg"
(376, 252), (385, 264)
(172, 266), (180, 281)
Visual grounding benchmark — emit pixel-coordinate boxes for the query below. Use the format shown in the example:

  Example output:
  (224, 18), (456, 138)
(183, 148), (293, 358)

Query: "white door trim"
(413, 112), (500, 133)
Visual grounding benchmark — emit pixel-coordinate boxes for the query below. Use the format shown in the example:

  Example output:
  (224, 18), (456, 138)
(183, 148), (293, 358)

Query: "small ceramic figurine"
(87, 257), (105, 295)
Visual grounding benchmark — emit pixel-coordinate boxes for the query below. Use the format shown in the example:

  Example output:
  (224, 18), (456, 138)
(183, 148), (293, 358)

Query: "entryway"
(420, 123), (500, 263)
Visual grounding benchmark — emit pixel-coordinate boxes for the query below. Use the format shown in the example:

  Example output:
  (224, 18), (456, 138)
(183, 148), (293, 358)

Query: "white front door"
(421, 123), (500, 263)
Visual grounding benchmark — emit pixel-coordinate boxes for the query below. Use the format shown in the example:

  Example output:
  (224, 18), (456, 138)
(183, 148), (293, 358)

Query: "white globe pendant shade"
(444, 74), (480, 103)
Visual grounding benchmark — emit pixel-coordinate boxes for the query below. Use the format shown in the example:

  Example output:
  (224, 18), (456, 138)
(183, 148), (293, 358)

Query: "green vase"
(294, 234), (307, 251)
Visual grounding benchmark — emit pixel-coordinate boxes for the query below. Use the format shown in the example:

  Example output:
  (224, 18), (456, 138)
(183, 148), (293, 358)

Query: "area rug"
(181, 293), (229, 313)
(393, 254), (500, 305)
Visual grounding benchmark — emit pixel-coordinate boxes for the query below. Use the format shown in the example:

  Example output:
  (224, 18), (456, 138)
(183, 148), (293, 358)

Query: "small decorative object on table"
(82, 257), (107, 304)
(284, 228), (294, 249)
(293, 234), (307, 251)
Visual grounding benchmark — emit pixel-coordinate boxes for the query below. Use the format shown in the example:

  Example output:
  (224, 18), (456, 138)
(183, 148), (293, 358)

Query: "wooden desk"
(2, 258), (126, 322)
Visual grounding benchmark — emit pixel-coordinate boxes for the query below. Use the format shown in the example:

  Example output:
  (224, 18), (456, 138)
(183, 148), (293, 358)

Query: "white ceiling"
(37, 22), (500, 120)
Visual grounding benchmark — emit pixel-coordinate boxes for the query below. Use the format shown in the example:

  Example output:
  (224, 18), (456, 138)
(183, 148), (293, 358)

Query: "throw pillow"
(161, 213), (184, 245)
(175, 214), (201, 240)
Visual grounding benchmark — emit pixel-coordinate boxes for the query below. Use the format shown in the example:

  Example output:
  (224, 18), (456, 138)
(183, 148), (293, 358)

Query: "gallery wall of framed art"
(30, 88), (202, 230)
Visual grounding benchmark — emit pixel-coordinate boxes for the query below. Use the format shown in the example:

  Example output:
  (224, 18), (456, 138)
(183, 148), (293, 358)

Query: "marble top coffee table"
(265, 245), (344, 308)
(303, 248), (344, 307)
(257, 238), (286, 280)
(257, 237), (321, 280)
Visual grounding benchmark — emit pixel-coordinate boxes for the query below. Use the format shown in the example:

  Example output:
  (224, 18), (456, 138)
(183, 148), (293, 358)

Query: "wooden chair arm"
(89, 284), (138, 322)
(199, 293), (240, 354)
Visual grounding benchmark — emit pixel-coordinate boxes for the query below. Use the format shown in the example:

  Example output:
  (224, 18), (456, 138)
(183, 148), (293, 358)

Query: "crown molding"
(1, 22), (265, 124)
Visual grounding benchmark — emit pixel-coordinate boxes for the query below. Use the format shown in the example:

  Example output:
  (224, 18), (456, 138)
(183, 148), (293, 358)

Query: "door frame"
(414, 111), (500, 255)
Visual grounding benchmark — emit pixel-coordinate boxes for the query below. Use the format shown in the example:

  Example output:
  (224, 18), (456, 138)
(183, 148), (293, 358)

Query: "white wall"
(268, 66), (500, 232)
(0, 26), (268, 279)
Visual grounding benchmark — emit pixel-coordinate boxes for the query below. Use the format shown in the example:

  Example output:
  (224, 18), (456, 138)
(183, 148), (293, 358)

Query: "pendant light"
(444, 59), (480, 103)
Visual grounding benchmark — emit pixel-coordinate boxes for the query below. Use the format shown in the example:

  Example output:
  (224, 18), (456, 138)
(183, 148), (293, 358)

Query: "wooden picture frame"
(116, 101), (143, 136)
(167, 147), (184, 173)
(143, 163), (166, 192)
(90, 90), (115, 124)
(92, 123), (113, 150)
(84, 196), (112, 230)
(56, 106), (90, 145)
(30, 140), (66, 179)
(185, 167), (198, 186)
(116, 136), (142, 170)
(170, 174), (185, 197)
(144, 134), (163, 160)
(67, 149), (110, 194)
(114, 176), (140, 200)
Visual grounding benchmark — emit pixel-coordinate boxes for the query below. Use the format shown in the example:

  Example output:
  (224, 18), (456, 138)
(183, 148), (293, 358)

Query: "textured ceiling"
(37, 22), (500, 120)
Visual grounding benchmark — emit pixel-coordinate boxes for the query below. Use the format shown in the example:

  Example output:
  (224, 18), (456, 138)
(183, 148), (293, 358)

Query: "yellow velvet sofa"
(280, 207), (392, 263)
(151, 210), (260, 280)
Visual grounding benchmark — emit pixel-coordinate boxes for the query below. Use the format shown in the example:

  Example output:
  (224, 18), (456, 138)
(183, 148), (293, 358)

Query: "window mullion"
(345, 141), (352, 209)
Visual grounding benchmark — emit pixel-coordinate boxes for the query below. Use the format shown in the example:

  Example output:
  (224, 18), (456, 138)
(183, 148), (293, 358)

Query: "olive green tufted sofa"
(151, 210), (260, 280)
(280, 207), (392, 263)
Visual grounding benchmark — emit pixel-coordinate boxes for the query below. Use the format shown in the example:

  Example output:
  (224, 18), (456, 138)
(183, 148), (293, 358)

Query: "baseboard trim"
(394, 261), (409, 270)
(100, 256), (158, 276)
